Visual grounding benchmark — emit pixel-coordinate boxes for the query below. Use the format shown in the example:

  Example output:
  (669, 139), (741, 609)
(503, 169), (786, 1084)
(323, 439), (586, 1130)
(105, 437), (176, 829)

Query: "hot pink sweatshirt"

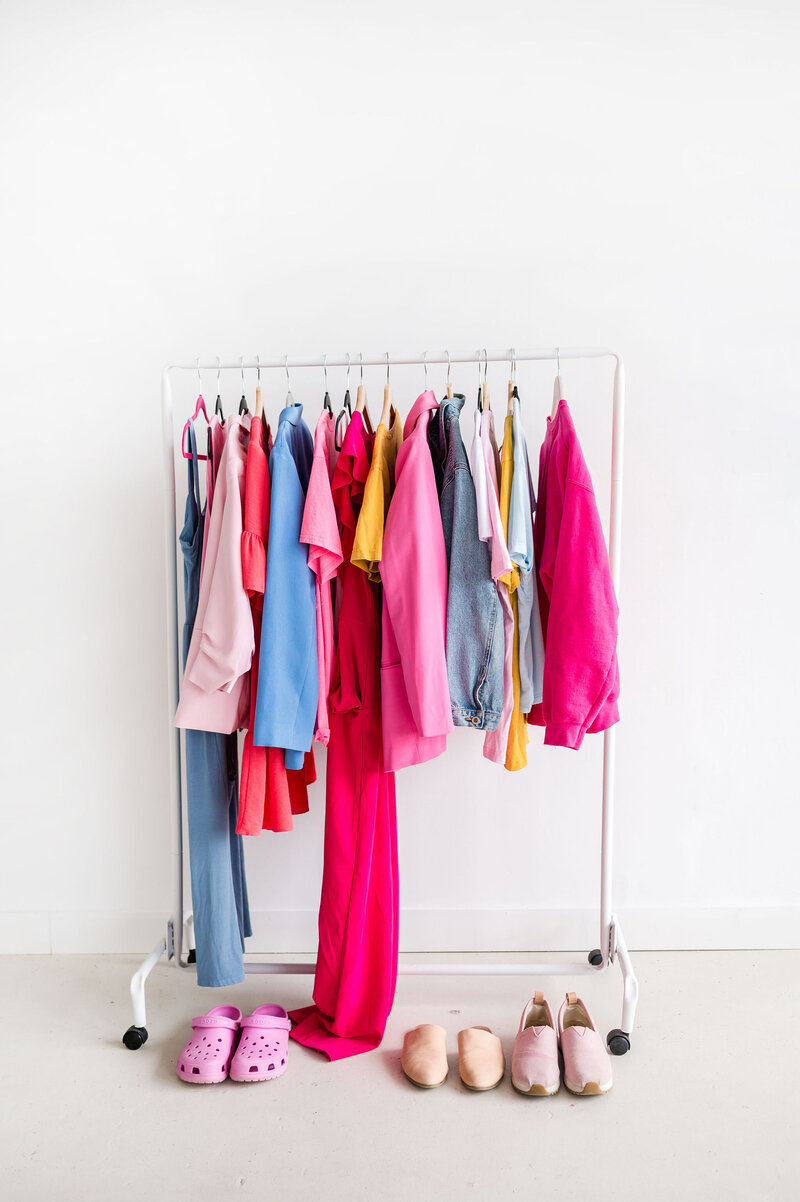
(528, 400), (619, 749)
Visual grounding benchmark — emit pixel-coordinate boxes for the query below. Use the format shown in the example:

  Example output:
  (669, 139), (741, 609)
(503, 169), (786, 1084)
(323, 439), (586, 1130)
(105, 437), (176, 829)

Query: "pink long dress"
(289, 412), (399, 1059)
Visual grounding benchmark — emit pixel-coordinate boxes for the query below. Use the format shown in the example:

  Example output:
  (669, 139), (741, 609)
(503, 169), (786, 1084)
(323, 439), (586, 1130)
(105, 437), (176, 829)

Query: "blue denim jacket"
(432, 395), (505, 730)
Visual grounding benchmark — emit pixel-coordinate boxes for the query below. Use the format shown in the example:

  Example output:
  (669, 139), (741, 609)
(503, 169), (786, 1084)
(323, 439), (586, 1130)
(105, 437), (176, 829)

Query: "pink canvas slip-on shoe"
(557, 992), (613, 1096)
(176, 1006), (242, 1084)
(229, 1005), (292, 1082)
(511, 991), (560, 1096)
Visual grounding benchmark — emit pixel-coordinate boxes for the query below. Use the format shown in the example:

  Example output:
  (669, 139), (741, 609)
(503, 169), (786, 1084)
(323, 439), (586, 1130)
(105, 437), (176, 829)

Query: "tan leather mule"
(457, 1026), (505, 1091)
(401, 1024), (448, 1088)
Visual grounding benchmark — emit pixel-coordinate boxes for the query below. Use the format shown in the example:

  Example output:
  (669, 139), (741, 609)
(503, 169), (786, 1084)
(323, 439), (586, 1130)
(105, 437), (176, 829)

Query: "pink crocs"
(176, 1006), (242, 1084)
(230, 1005), (291, 1083)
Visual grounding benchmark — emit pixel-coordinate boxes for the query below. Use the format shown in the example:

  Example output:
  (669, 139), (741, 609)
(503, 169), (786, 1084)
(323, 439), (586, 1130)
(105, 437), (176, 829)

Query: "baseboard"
(1, 907), (798, 954)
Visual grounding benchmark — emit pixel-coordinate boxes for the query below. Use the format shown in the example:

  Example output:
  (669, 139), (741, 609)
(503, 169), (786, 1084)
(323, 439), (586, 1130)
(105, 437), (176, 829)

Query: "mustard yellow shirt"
(499, 414), (528, 772)
(351, 408), (403, 582)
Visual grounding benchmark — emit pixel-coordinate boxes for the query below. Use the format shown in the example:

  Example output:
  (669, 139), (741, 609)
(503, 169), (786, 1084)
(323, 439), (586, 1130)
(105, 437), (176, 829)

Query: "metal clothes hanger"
(507, 347), (518, 415)
(552, 346), (564, 419)
(182, 359), (210, 460)
(212, 355), (225, 422)
(334, 353), (352, 451)
(322, 354), (333, 416)
(355, 352), (368, 415)
(238, 356), (249, 415)
(284, 355), (295, 408)
(254, 354), (264, 419)
(446, 349), (453, 398)
(379, 351), (393, 427)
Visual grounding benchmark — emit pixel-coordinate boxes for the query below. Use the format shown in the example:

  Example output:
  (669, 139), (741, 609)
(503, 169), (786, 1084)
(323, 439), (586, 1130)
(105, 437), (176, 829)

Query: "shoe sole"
(460, 1077), (504, 1091)
(511, 1079), (560, 1096)
(402, 1070), (448, 1089)
(563, 1080), (612, 1096)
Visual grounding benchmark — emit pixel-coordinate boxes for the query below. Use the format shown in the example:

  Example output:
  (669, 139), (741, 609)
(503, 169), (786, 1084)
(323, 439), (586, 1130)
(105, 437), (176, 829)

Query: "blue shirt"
(253, 405), (318, 769)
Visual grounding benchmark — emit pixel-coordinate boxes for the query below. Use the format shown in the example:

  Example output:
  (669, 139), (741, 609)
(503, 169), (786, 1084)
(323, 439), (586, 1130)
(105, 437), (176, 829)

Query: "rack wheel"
(187, 948), (196, 964)
(607, 1029), (630, 1056)
(122, 1025), (148, 1050)
(588, 948), (604, 966)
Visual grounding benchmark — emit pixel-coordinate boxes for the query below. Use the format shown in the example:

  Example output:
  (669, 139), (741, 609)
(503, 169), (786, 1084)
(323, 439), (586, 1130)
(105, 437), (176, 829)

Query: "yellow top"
(351, 408), (403, 582)
(499, 415), (528, 772)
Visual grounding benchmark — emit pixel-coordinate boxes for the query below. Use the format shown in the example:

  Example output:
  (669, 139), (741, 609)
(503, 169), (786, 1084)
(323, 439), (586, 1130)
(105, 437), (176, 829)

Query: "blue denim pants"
(180, 422), (251, 987)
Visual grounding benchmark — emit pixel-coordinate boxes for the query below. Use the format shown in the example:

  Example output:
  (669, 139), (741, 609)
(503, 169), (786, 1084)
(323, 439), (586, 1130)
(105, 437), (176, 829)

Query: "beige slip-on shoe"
(457, 1026), (505, 1091)
(401, 1024), (448, 1088)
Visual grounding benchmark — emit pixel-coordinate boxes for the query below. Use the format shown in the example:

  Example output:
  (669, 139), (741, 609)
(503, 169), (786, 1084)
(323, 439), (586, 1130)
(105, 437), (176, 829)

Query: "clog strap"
(240, 1013), (292, 1031)
(191, 1014), (240, 1031)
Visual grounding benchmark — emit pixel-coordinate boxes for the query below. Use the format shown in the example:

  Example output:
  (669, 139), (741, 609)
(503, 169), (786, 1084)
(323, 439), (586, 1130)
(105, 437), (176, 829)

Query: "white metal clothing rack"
(123, 347), (638, 1058)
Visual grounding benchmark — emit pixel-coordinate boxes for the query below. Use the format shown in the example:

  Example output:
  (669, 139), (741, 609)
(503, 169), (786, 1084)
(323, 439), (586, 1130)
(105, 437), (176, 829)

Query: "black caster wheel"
(187, 948), (196, 964)
(122, 1025), (148, 1050)
(588, 948), (604, 966)
(607, 1028), (630, 1056)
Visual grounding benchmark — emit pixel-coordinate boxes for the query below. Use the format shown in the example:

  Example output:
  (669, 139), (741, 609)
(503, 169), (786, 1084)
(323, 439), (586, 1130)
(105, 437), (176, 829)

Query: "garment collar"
(279, 403), (304, 426)
(404, 390), (439, 438)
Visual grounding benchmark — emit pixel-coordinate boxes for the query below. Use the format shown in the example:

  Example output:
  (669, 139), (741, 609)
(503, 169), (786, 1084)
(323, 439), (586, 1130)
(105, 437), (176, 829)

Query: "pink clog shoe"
(511, 991), (560, 1096)
(229, 1005), (291, 1083)
(176, 1005), (242, 1084)
(557, 992), (613, 1096)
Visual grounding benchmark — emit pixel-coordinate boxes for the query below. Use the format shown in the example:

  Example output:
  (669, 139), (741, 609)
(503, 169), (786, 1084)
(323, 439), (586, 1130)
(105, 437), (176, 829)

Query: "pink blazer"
(381, 391), (453, 770)
(529, 400), (619, 748)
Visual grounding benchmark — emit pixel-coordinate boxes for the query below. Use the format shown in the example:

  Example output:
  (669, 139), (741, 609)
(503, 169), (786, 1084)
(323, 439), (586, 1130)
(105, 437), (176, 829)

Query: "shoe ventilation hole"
(281, 1058), (285, 1066)
(192, 1067), (199, 1074)
(249, 1065), (258, 1073)
(268, 1063), (275, 1071)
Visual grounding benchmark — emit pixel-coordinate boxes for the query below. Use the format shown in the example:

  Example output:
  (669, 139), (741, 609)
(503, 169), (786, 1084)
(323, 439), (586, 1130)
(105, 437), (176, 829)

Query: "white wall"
(1, 0), (798, 954)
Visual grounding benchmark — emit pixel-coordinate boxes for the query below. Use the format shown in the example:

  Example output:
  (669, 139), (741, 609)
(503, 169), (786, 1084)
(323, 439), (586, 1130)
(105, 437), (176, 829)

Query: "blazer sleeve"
(539, 476), (619, 749)
(382, 434), (454, 738)
(188, 455), (254, 693)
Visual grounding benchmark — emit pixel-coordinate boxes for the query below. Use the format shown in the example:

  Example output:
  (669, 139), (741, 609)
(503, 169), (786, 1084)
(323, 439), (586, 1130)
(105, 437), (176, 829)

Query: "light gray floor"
(1, 951), (798, 1201)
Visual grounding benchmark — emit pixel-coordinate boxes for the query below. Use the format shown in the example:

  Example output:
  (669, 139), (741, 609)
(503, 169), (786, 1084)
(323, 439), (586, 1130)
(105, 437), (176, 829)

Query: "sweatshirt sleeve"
(382, 434), (454, 739)
(188, 454), (255, 693)
(539, 476), (619, 749)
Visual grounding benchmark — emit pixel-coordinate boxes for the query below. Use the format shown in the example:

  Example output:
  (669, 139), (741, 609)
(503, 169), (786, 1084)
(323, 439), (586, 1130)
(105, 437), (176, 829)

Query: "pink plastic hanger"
(182, 360), (210, 460)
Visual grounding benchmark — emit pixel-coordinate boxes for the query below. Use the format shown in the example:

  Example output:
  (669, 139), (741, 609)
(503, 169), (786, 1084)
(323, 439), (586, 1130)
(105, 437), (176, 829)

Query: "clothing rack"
(123, 347), (638, 1058)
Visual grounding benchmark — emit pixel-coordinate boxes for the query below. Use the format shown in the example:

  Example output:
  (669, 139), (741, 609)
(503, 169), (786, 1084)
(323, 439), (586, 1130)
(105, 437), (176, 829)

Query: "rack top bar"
(166, 347), (621, 373)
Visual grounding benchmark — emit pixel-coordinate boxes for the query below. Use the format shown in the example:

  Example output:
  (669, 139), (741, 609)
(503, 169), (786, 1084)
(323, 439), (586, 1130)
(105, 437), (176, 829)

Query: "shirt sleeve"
(539, 472), (619, 749)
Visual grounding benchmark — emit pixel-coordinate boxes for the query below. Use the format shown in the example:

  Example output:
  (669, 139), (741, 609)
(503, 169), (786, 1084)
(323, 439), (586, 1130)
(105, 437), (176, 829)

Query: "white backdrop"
(1, 0), (798, 954)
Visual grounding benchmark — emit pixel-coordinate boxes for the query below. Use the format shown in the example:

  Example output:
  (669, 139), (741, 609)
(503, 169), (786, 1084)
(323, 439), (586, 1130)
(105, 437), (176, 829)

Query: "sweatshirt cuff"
(543, 721), (585, 750)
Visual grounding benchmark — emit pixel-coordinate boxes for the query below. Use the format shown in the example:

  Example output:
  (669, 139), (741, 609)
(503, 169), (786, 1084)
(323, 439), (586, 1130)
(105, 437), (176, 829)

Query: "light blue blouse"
(253, 405), (318, 770)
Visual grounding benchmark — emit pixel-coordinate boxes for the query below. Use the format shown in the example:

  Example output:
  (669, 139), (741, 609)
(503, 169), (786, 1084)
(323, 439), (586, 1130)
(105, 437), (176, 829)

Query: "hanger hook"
(196, 357), (202, 390)
(345, 352), (351, 388)
(360, 352), (364, 383)
(256, 353), (260, 385)
(215, 355), (221, 396)
(446, 349), (451, 388)
(510, 347), (516, 382)
(482, 347), (489, 383)
(385, 351), (390, 383)
(556, 346), (561, 375)
(323, 353), (328, 389)
(423, 350), (428, 387)
(240, 355), (246, 391)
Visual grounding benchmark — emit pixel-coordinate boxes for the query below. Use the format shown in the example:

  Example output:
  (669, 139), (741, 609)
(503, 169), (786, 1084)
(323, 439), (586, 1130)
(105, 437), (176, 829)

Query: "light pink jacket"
(529, 400), (619, 748)
(381, 391), (453, 771)
(175, 416), (254, 734)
